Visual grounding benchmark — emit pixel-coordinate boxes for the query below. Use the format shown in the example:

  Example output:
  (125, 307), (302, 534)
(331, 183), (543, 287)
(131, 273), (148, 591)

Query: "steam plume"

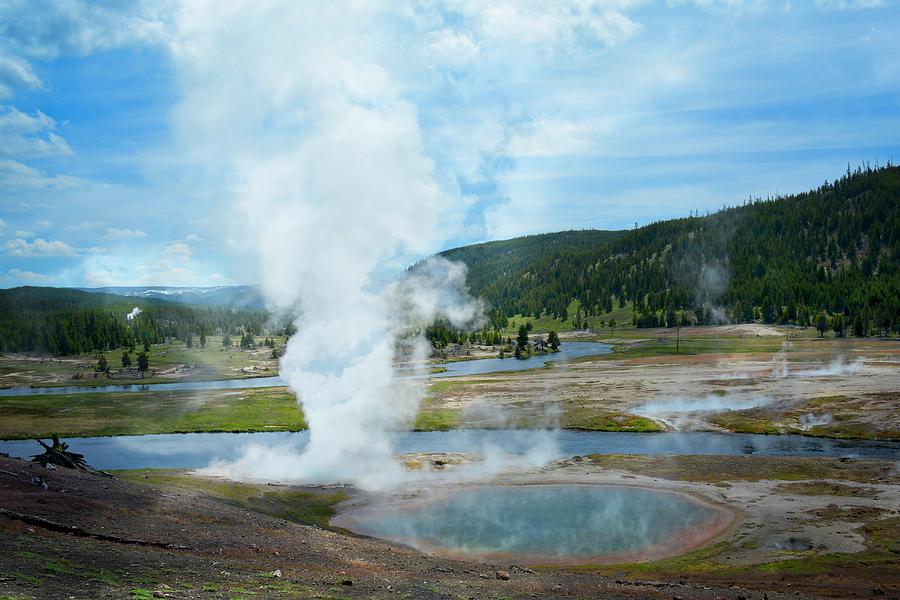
(174, 3), (481, 488)
(126, 307), (141, 321)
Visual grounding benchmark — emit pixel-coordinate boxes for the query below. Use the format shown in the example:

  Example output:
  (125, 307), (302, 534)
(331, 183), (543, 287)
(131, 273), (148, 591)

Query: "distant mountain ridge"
(77, 285), (264, 308)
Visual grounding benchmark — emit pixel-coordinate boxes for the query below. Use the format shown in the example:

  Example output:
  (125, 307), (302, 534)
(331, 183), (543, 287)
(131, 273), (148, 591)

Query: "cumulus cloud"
(0, 107), (72, 158)
(4, 237), (76, 257)
(0, 159), (85, 189)
(446, 0), (642, 48)
(185, 233), (204, 242)
(104, 227), (147, 239)
(0, 53), (42, 98)
(7, 267), (51, 282)
(164, 241), (192, 258)
(0, 1), (171, 60)
(424, 29), (480, 68)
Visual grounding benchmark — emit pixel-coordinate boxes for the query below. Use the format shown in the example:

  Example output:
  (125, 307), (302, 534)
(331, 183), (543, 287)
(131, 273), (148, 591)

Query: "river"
(0, 341), (612, 397)
(1, 429), (896, 470)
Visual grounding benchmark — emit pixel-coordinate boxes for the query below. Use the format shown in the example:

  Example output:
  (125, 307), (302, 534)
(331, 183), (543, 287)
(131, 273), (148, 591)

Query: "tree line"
(0, 287), (274, 355)
(439, 164), (900, 335)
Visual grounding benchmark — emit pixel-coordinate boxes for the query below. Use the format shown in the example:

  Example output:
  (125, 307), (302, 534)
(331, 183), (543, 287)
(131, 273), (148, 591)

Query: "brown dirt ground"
(3, 454), (898, 599)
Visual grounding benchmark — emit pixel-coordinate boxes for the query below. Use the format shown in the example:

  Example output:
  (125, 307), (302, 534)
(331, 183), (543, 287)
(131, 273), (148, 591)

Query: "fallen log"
(31, 434), (111, 477)
(0, 507), (190, 550)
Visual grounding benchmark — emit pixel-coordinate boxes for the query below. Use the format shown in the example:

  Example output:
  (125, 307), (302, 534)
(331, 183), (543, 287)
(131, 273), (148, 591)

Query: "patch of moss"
(706, 411), (781, 435)
(563, 409), (663, 432)
(413, 408), (461, 431)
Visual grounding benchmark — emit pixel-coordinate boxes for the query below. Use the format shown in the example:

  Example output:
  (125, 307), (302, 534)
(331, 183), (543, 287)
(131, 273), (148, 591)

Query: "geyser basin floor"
(331, 484), (734, 565)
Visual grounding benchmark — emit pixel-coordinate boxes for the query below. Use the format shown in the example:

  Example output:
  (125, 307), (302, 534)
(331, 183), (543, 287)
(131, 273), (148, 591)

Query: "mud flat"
(427, 335), (900, 439)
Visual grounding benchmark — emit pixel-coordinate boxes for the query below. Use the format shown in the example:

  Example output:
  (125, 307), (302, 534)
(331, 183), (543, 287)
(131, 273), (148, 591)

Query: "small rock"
(271, 569), (282, 578)
(341, 579), (353, 586)
(496, 570), (510, 581)
(872, 588), (884, 596)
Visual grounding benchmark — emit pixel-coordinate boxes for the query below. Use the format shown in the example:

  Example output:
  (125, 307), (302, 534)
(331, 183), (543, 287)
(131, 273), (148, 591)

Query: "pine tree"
(137, 352), (149, 378)
(516, 324), (529, 350)
(200, 332), (207, 349)
(121, 351), (132, 368)
(816, 312), (829, 338)
(548, 330), (560, 351)
(852, 314), (866, 337)
(96, 354), (108, 373)
(831, 314), (845, 338)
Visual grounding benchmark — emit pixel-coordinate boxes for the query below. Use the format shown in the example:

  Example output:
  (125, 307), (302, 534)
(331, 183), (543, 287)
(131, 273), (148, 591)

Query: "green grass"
(8, 548), (119, 588)
(413, 408), (461, 431)
(503, 299), (636, 336)
(0, 386), (305, 439)
(0, 335), (285, 390)
(116, 469), (348, 529)
(562, 409), (662, 432)
(706, 412), (783, 435)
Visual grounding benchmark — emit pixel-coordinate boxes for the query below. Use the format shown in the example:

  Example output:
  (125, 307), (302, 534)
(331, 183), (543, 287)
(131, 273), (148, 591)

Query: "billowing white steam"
(795, 356), (864, 377)
(126, 307), (142, 321)
(632, 394), (773, 430)
(634, 394), (774, 415)
(173, 3), (486, 488)
(799, 412), (833, 431)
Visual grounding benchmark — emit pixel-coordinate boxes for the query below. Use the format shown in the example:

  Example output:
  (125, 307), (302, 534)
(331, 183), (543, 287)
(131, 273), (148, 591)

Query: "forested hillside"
(0, 287), (272, 355)
(441, 165), (900, 333)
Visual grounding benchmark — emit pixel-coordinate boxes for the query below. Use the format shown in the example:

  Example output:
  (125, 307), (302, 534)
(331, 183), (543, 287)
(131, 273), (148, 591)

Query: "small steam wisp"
(126, 307), (142, 321)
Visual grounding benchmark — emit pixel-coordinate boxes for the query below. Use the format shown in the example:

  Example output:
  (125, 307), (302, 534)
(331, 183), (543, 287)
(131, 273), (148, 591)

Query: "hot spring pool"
(331, 484), (733, 564)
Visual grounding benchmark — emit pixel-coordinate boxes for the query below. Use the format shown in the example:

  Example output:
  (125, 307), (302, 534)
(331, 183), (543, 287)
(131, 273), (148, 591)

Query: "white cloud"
(104, 227), (147, 239)
(0, 159), (85, 189)
(66, 220), (105, 231)
(14, 230), (34, 238)
(0, 1), (172, 59)
(424, 29), (480, 68)
(8, 268), (51, 282)
(164, 241), (192, 258)
(82, 259), (229, 287)
(667, 0), (769, 10)
(184, 233), (204, 242)
(4, 237), (76, 257)
(814, 0), (886, 8)
(0, 53), (42, 98)
(507, 118), (613, 157)
(446, 0), (642, 48)
(0, 106), (72, 158)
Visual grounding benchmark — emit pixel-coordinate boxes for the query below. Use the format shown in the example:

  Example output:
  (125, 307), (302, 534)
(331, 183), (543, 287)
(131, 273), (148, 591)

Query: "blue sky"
(1, 0), (898, 288)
